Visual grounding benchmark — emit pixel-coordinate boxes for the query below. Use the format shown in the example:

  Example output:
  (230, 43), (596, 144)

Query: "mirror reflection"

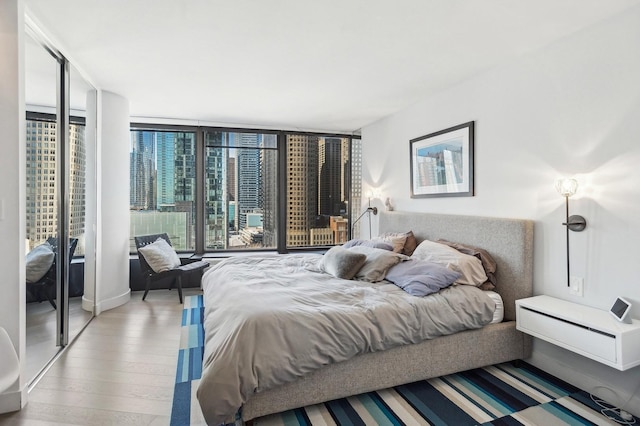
(24, 32), (96, 384)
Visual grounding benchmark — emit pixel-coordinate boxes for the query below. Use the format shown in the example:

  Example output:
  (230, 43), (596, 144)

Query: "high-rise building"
(318, 137), (348, 217)
(286, 134), (319, 247)
(156, 132), (175, 208)
(174, 133), (197, 248)
(237, 133), (261, 230)
(204, 131), (227, 249)
(69, 123), (87, 243)
(350, 138), (363, 237)
(130, 131), (156, 210)
(25, 120), (86, 251)
(174, 132), (197, 205)
(261, 135), (278, 247)
(227, 157), (236, 202)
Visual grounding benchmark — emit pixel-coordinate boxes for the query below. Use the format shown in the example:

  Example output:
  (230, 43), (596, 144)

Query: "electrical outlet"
(569, 276), (584, 297)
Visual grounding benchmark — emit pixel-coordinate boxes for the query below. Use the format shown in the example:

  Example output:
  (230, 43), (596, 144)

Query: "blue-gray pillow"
(343, 239), (394, 251)
(386, 260), (461, 297)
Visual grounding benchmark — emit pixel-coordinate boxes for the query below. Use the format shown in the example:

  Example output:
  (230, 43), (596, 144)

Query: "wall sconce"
(352, 190), (379, 238)
(555, 178), (587, 287)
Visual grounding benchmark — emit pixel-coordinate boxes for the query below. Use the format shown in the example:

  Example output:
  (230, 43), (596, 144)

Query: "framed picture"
(410, 121), (474, 198)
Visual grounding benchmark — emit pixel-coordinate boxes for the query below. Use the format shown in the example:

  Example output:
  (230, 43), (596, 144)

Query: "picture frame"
(410, 121), (474, 198)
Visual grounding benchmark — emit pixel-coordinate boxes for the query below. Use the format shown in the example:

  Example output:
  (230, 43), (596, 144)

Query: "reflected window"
(25, 115), (87, 255)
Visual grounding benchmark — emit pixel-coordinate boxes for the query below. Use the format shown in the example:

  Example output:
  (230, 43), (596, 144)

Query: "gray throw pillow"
(138, 237), (181, 273)
(348, 246), (409, 282)
(26, 242), (55, 283)
(343, 239), (394, 251)
(320, 246), (367, 280)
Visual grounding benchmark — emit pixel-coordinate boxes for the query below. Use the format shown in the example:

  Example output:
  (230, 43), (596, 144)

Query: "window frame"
(129, 123), (360, 255)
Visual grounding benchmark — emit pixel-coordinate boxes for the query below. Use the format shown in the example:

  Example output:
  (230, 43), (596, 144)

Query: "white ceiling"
(23, 0), (639, 133)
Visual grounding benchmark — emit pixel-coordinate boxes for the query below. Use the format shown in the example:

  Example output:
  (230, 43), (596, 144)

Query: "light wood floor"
(26, 297), (93, 384)
(1, 288), (200, 426)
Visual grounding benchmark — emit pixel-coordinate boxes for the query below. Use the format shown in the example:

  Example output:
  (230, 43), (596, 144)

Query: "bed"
(197, 211), (534, 425)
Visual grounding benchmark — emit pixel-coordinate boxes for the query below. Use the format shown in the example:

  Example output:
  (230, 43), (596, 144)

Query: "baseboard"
(95, 289), (131, 315)
(528, 342), (640, 417)
(0, 387), (25, 415)
(81, 295), (95, 312)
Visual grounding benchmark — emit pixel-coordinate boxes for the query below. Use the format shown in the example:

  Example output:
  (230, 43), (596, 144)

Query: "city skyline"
(129, 129), (358, 251)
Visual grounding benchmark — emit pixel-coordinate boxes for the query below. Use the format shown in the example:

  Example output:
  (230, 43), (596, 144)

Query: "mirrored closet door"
(24, 27), (97, 385)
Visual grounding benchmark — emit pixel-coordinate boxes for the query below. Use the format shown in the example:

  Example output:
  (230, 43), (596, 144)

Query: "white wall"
(362, 5), (640, 415)
(94, 91), (131, 314)
(0, 0), (27, 413)
(82, 89), (97, 312)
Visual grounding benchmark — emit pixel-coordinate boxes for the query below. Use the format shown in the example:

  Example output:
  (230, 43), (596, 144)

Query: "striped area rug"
(171, 294), (207, 426)
(171, 295), (637, 426)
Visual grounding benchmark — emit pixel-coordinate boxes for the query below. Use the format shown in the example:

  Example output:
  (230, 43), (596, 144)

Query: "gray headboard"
(379, 211), (534, 321)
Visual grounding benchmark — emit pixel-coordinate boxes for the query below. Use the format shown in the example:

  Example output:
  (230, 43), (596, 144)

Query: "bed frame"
(241, 211), (534, 422)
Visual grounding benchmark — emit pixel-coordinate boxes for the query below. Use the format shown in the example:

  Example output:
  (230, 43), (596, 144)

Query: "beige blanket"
(197, 255), (494, 425)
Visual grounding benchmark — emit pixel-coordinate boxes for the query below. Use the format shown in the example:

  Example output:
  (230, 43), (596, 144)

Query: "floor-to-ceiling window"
(285, 134), (352, 248)
(129, 128), (197, 251)
(204, 130), (278, 250)
(129, 126), (361, 254)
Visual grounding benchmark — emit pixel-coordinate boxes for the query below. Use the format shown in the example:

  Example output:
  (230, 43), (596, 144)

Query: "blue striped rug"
(171, 295), (637, 426)
(171, 294), (206, 426)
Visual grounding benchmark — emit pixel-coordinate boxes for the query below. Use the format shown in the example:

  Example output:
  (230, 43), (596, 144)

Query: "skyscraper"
(130, 130), (156, 210)
(237, 133), (261, 231)
(156, 132), (175, 208)
(261, 135), (278, 247)
(286, 134), (319, 247)
(25, 120), (86, 251)
(204, 131), (227, 249)
(318, 137), (348, 217)
(227, 157), (236, 202)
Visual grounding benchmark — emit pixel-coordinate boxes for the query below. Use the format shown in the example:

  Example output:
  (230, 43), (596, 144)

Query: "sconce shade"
(555, 178), (578, 197)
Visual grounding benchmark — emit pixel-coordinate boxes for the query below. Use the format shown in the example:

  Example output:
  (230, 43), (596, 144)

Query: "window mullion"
(195, 128), (205, 254)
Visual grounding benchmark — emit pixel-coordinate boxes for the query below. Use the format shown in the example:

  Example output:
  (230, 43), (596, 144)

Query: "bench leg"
(177, 275), (183, 304)
(142, 277), (151, 301)
(46, 294), (57, 310)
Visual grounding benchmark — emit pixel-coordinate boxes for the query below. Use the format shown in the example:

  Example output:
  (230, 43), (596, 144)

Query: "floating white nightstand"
(516, 295), (640, 371)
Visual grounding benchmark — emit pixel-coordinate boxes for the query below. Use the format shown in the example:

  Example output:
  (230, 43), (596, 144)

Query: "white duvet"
(197, 254), (494, 425)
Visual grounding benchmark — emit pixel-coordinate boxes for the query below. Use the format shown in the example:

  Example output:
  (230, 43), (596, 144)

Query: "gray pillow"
(348, 246), (409, 282)
(320, 246), (367, 280)
(138, 237), (181, 273)
(386, 260), (461, 296)
(26, 242), (55, 283)
(343, 239), (394, 251)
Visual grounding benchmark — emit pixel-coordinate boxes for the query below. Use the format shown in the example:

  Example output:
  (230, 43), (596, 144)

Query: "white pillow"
(484, 291), (504, 324)
(411, 239), (487, 286)
(138, 238), (181, 273)
(26, 242), (55, 283)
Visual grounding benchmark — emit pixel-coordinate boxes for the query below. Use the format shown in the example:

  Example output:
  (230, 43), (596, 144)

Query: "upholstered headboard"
(378, 211), (534, 321)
